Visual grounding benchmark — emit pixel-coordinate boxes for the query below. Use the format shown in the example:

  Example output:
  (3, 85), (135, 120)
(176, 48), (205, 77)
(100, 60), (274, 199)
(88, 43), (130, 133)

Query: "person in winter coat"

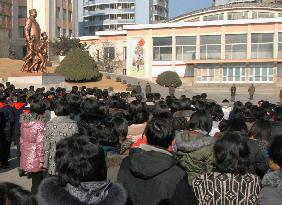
(43, 99), (78, 176)
(37, 135), (127, 205)
(260, 136), (282, 205)
(10, 95), (27, 165)
(230, 84), (236, 102)
(0, 91), (15, 168)
(193, 132), (261, 205)
(145, 83), (151, 96)
(248, 84), (255, 100)
(176, 110), (214, 184)
(19, 98), (47, 194)
(117, 117), (197, 205)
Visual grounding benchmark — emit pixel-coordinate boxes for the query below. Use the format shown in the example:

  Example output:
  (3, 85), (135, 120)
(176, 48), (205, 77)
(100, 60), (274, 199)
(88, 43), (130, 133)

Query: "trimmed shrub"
(55, 49), (102, 82)
(108, 87), (114, 92)
(156, 71), (182, 88)
(122, 80), (127, 84)
(106, 75), (111, 79)
(127, 84), (132, 88)
(116, 77), (122, 82)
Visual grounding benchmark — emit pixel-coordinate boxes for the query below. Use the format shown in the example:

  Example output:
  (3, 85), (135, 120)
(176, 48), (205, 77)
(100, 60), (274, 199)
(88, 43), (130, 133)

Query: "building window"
(249, 64), (274, 82)
(56, 27), (61, 37)
(200, 35), (221, 59)
(203, 13), (223, 21)
(56, 7), (61, 19)
(104, 47), (115, 60)
(123, 47), (127, 60)
(278, 33), (282, 58)
(252, 11), (274, 19)
(223, 65), (246, 82)
(63, 9), (67, 20)
(63, 29), (66, 36)
(176, 36), (196, 61)
(227, 11), (249, 20)
(196, 65), (219, 82)
(251, 33), (273, 58)
(153, 37), (172, 61)
(225, 34), (247, 59)
(69, 29), (72, 36)
(19, 26), (24, 38)
(18, 6), (27, 18)
(68, 11), (72, 22)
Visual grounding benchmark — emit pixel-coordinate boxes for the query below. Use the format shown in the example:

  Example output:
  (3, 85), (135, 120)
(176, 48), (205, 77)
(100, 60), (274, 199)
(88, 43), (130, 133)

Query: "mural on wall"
(129, 38), (146, 78)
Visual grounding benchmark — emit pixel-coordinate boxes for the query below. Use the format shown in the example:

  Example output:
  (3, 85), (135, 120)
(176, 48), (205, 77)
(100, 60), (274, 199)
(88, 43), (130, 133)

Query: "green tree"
(156, 71), (182, 88)
(50, 36), (88, 56)
(55, 49), (102, 82)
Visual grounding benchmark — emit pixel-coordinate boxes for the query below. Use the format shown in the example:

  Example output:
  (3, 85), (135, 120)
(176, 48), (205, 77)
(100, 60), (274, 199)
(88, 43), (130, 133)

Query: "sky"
(169, 0), (212, 19)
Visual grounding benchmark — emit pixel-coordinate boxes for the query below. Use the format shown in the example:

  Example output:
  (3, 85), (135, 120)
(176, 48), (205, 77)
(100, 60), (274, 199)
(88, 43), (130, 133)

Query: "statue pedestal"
(8, 72), (66, 88)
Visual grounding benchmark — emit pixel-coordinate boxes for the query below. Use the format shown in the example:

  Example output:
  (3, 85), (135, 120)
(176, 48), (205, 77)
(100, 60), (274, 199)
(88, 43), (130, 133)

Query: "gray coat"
(43, 116), (78, 175)
(260, 170), (282, 205)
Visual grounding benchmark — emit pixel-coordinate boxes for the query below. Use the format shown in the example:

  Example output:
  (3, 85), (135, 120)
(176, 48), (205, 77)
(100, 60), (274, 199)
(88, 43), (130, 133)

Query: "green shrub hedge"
(55, 49), (102, 82)
(156, 71), (182, 88)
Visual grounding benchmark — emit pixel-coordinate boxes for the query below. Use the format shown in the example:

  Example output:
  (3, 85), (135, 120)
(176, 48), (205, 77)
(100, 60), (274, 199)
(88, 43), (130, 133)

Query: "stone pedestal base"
(8, 72), (66, 88)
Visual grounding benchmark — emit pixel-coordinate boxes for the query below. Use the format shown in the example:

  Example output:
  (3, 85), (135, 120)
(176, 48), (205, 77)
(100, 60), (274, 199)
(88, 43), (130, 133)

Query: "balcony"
(84, 0), (135, 6)
(84, 18), (135, 26)
(84, 8), (134, 16)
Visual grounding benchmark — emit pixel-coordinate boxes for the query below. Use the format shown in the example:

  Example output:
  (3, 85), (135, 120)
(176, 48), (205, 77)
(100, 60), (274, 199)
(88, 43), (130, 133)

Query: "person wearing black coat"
(117, 117), (197, 205)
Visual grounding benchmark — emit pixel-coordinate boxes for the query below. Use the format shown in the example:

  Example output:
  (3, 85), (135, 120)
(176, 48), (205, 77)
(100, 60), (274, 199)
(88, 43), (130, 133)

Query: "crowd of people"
(0, 81), (281, 205)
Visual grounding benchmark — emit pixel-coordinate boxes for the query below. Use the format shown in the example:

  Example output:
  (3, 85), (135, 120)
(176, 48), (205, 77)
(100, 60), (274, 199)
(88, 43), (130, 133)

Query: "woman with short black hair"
(37, 136), (127, 205)
(192, 132), (261, 204)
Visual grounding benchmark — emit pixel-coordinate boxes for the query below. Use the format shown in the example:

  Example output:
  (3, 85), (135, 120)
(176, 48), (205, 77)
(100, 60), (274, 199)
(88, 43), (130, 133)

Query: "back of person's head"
(129, 100), (149, 124)
(110, 117), (128, 142)
(172, 117), (188, 131)
(211, 104), (224, 122)
(179, 98), (191, 110)
(214, 132), (250, 174)
(200, 93), (207, 100)
(17, 95), (26, 103)
(0, 91), (6, 102)
(226, 118), (248, 136)
(0, 182), (37, 205)
(145, 117), (174, 149)
(248, 119), (271, 142)
(153, 101), (172, 119)
(54, 99), (69, 116)
(30, 98), (46, 115)
(80, 98), (99, 115)
(67, 94), (81, 115)
(189, 110), (212, 133)
(55, 135), (107, 187)
(268, 136), (282, 170)
(71, 86), (79, 93)
(274, 106), (282, 121)
(232, 101), (245, 118)
(218, 119), (228, 132)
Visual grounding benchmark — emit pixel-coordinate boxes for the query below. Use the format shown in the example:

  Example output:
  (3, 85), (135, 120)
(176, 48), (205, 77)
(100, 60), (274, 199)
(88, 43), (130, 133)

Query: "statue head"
(41, 32), (48, 41)
(29, 9), (37, 18)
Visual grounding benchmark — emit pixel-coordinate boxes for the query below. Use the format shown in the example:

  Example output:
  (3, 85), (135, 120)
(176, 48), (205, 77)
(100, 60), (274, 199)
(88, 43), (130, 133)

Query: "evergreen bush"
(156, 71), (182, 88)
(55, 49), (102, 82)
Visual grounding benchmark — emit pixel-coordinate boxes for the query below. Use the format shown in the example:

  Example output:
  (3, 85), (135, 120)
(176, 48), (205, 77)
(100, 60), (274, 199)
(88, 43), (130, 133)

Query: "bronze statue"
(21, 9), (48, 73)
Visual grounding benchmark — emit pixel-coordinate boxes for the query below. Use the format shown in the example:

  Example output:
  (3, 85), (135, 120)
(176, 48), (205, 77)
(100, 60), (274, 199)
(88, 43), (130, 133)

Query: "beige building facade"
(0, 0), (12, 57)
